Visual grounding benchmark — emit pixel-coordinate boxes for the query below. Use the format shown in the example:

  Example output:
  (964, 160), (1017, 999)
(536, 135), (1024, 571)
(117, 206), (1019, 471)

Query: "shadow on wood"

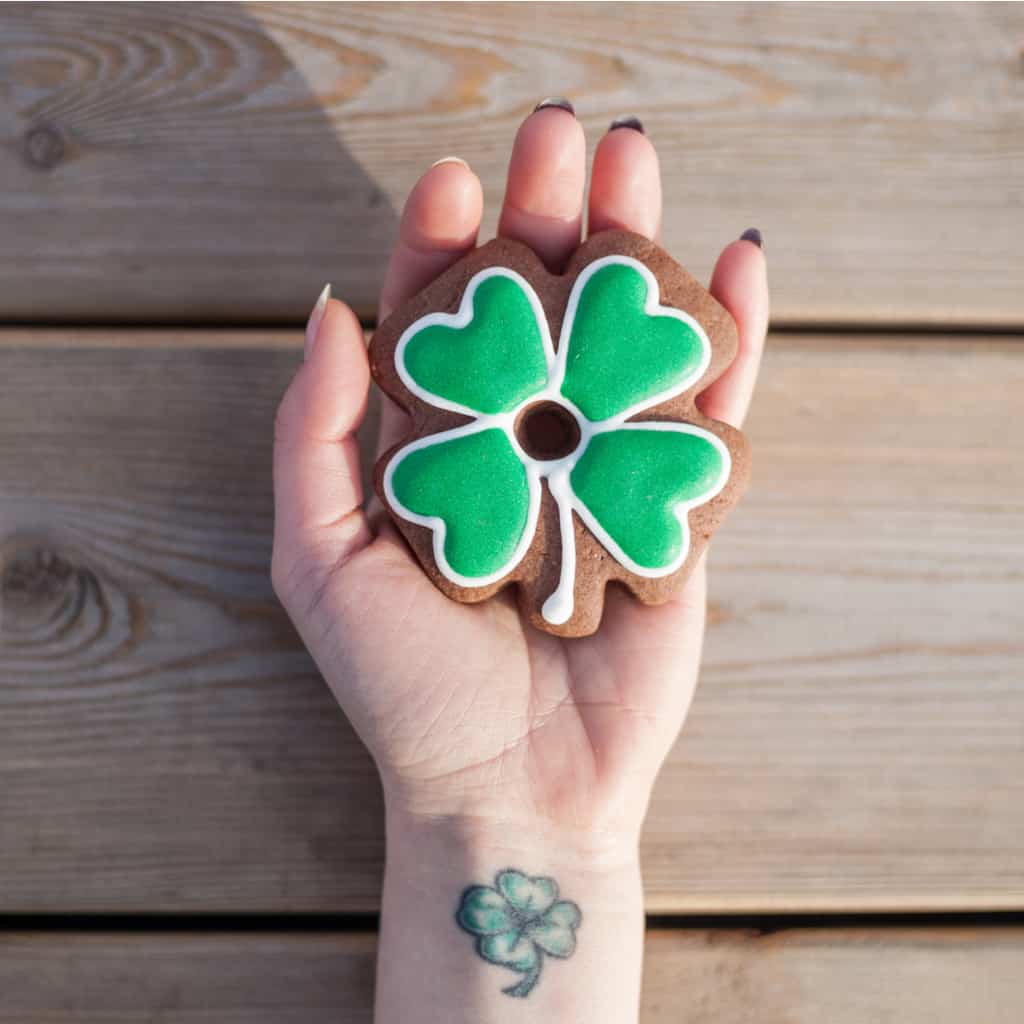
(0, 4), (398, 321)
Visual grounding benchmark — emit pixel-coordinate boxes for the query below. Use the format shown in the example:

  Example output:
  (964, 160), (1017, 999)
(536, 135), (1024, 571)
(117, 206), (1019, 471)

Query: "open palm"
(273, 105), (768, 841)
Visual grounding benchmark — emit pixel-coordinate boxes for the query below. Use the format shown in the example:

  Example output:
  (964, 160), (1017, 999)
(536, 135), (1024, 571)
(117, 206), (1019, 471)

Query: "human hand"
(272, 106), (769, 857)
(274, 103), (768, 1020)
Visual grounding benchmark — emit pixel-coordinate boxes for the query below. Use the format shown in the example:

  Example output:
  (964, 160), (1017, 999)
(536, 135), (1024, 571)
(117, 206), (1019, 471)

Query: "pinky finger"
(698, 233), (770, 429)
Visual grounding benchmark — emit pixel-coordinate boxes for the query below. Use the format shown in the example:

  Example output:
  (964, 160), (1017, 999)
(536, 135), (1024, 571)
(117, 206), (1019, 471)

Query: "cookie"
(369, 229), (750, 638)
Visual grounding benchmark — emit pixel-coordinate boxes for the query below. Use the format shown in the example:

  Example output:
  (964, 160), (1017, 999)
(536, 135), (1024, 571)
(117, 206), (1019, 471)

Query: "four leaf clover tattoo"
(456, 868), (583, 998)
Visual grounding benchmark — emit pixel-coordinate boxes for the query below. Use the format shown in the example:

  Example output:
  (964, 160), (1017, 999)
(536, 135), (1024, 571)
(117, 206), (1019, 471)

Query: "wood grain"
(1, 330), (1022, 912)
(2, 929), (1023, 1022)
(1, 3), (1022, 325)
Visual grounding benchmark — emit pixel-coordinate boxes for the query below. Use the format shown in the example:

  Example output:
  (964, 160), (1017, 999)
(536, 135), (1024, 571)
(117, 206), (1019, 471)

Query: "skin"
(273, 107), (769, 1021)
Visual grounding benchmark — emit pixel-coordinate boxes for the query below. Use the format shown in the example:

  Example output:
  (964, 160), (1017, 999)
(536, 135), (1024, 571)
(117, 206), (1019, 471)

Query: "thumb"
(272, 290), (373, 604)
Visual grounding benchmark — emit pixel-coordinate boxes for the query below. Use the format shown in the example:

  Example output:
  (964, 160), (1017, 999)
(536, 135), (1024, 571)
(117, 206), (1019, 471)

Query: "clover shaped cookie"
(370, 229), (750, 637)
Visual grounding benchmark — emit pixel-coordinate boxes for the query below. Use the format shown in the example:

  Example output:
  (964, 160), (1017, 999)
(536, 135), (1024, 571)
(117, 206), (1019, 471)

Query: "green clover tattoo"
(456, 868), (583, 998)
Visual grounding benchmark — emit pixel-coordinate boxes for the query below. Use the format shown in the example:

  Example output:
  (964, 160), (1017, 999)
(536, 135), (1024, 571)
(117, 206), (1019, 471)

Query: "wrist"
(378, 802), (645, 1018)
(383, 800), (643, 879)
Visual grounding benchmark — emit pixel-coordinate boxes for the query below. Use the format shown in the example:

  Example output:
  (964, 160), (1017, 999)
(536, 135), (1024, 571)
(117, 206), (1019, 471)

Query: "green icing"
(390, 428), (530, 579)
(570, 427), (725, 569)
(559, 262), (707, 421)
(402, 273), (548, 414)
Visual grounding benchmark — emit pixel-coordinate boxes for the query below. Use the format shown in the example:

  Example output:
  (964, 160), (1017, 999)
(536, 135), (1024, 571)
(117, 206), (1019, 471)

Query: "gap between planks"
(3, 322), (1024, 344)
(2, 928), (1023, 1023)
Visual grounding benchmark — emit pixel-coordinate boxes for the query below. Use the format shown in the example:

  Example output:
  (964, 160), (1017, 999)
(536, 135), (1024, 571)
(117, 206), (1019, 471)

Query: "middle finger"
(497, 99), (586, 272)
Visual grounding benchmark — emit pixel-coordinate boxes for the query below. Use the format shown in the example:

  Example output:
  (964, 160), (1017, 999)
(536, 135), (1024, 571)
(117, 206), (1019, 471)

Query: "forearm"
(375, 808), (645, 1023)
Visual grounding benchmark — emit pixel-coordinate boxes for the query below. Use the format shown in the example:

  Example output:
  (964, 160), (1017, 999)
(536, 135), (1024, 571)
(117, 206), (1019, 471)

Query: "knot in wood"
(22, 123), (65, 170)
(1, 544), (80, 631)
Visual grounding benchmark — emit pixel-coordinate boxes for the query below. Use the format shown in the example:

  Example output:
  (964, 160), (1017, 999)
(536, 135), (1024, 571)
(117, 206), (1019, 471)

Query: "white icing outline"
(544, 422), (731, 623)
(549, 254), (712, 420)
(383, 256), (728, 626)
(382, 419), (544, 589)
(395, 266), (556, 418)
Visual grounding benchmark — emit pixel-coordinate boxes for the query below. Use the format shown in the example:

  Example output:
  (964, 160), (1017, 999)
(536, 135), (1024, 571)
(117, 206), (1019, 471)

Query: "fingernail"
(740, 227), (764, 250)
(304, 283), (330, 360)
(533, 97), (575, 117)
(430, 155), (471, 171)
(609, 115), (644, 134)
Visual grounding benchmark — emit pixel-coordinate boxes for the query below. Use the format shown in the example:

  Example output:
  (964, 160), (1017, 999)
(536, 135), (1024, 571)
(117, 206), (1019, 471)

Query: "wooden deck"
(1, 3), (1022, 1018)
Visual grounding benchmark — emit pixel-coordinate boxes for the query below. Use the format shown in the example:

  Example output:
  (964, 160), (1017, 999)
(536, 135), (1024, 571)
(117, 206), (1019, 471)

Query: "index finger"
(378, 158), (484, 321)
(375, 158), (485, 458)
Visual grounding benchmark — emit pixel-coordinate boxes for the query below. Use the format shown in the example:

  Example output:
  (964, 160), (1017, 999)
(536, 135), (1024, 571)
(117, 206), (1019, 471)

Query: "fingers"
(586, 122), (764, 430)
(376, 159), (484, 457)
(272, 297), (373, 594)
(698, 235), (770, 428)
(497, 103), (586, 271)
(587, 119), (662, 240)
(378, 158), (484, 321)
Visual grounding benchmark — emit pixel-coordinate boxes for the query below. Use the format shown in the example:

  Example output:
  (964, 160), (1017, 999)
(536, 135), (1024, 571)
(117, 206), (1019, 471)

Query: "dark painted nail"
(533, 97), (575, 117)
(740, 227), (764, 250)
(609, 115), (644, 134)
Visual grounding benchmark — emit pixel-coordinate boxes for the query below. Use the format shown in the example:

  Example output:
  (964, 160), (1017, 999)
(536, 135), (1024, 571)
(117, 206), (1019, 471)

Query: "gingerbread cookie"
(369, 229), (750, 637)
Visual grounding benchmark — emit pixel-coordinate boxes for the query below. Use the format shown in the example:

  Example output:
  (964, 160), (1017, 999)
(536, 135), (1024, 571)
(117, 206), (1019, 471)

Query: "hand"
(272, 107), (769, 856)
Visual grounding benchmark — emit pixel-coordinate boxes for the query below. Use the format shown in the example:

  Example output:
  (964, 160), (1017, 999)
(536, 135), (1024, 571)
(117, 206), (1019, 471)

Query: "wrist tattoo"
(455, 868), (582, 998)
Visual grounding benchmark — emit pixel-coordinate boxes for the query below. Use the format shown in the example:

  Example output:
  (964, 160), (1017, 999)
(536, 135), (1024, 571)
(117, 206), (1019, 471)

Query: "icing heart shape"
(399, 271), (549, 415)
(559, 260), (709, 421)
(570, 425), (728, 571)
(386, 426), (535, 583)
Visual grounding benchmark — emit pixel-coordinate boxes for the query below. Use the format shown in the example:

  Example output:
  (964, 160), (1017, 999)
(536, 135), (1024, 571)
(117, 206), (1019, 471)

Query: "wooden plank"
(1, 3), (1022, 326)
(0, 933), (375, 1024)
(2, 929), (1023, 1022)
(0, 330), (1022, 912)
(641, 930), (1024, 1022)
